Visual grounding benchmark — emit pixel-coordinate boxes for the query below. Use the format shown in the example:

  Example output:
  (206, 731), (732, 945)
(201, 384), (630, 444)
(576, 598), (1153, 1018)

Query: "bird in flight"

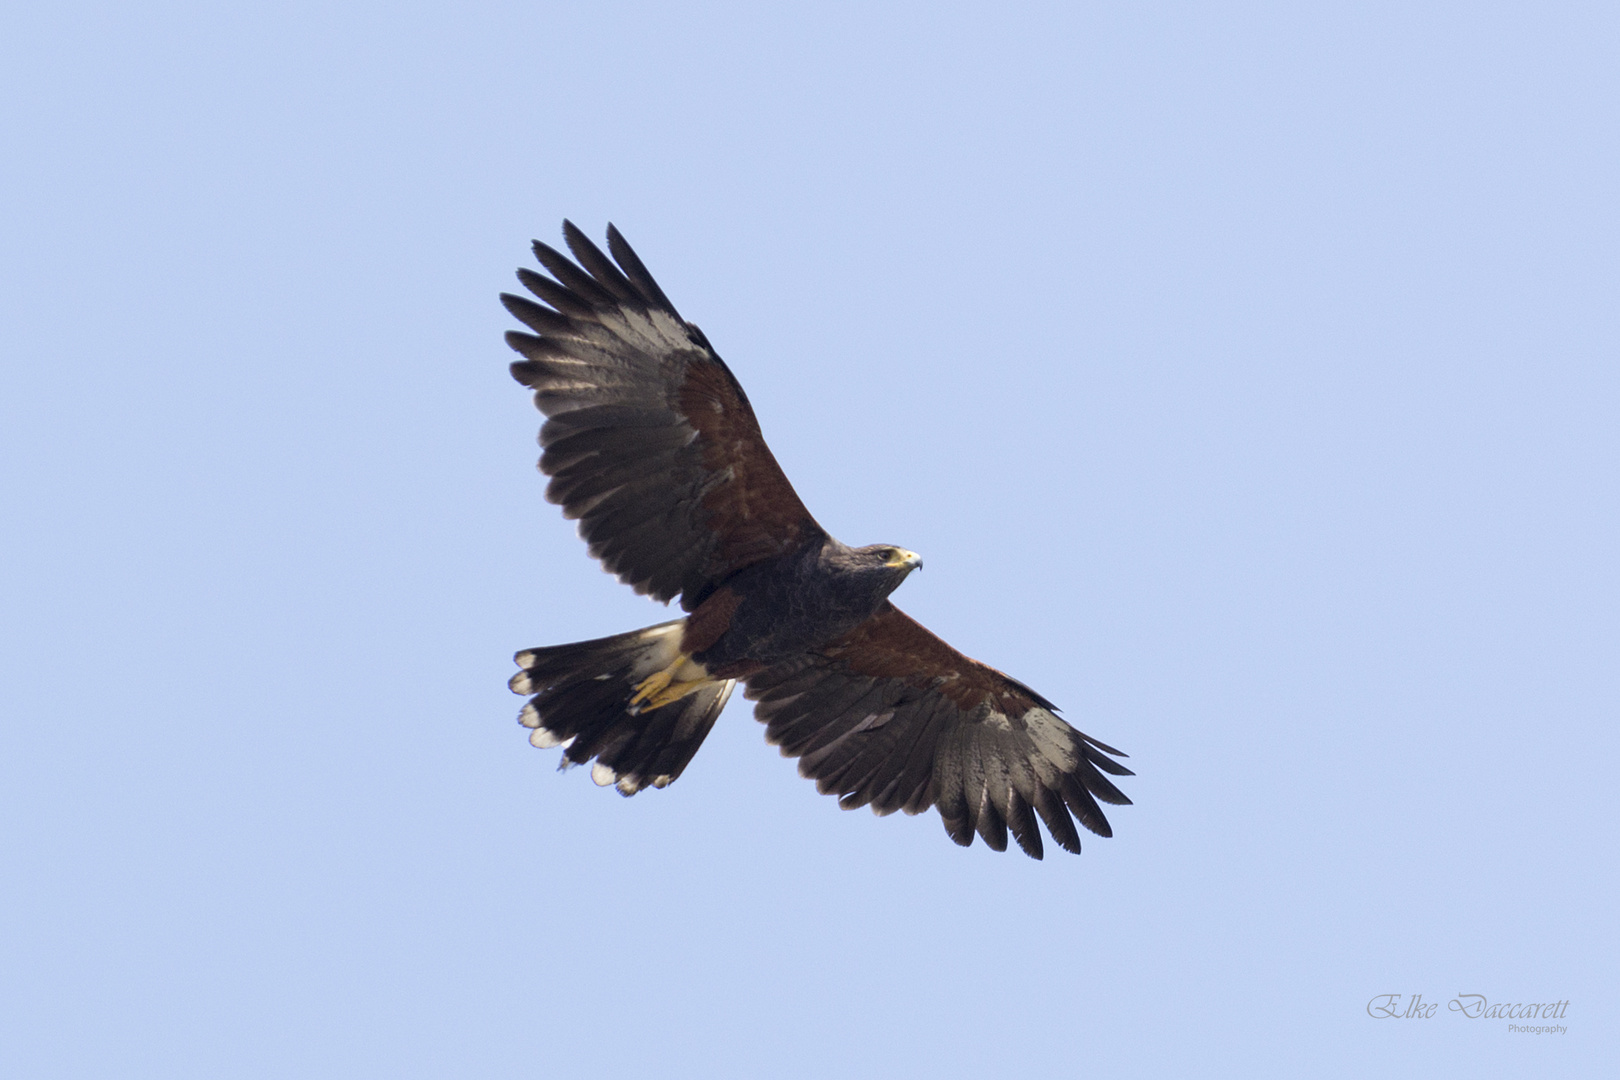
(502, 223), (1132, 858)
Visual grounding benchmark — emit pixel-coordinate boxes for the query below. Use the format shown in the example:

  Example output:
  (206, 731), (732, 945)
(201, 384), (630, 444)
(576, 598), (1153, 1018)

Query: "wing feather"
(744, 603), (1133, 859)
(561, 220), (643, 304)
(505, 222), (821, 608)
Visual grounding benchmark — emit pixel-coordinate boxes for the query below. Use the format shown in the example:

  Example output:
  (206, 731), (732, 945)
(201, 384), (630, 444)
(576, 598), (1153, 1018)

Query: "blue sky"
(3, 2), (1615, 1076)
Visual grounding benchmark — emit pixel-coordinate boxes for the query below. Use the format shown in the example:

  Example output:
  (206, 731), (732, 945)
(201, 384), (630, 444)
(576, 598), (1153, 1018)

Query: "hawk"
(503, 223), (1132, 859)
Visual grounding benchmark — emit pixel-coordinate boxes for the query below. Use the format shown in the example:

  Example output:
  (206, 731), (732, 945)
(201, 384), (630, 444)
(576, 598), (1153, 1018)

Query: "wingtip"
(503, 328), (541, 356)
(560, 218), (591, 255)
(530, 237), (564, 265)
(603, 223), (679, 315)
(1085, 733), (1130, 759)
(560, 218), (594, 256)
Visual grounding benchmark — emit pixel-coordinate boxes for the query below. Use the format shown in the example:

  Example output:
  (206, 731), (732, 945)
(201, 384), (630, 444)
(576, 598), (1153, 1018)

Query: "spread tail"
(510, 620), (735, 795)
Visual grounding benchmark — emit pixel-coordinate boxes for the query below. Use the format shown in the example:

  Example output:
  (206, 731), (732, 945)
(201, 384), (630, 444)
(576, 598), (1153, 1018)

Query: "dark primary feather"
(503, 222), (820, 610)
(604, 224), (679, 312)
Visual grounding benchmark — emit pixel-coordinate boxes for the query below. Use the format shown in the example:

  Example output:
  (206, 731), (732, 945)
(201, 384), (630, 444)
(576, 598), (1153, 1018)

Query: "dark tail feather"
(510, 620), (734, 796)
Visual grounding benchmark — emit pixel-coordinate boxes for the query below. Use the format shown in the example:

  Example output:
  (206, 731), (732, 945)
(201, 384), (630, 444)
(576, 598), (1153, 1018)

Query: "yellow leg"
(629, 654), (712, 713)
(628, 668), (673, 709)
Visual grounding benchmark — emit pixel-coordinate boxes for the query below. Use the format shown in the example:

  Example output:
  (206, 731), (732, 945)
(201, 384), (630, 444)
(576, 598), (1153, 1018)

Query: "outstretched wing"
(503, 222), (820, 609)
(743, 603), (1133, 859)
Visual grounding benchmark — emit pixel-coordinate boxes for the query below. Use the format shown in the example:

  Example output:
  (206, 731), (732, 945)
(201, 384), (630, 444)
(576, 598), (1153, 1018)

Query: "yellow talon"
(629, 668), (673, 708)
(635, 679), (709, 712)
(629, 654), (713, 714)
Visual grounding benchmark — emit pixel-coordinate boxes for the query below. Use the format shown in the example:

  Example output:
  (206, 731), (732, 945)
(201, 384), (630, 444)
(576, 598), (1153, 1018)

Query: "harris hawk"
(503, 223), (1132, 859)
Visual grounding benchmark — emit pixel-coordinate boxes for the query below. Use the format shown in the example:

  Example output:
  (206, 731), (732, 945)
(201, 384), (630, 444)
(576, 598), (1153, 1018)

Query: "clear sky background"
(3, 2), (1615, 1077)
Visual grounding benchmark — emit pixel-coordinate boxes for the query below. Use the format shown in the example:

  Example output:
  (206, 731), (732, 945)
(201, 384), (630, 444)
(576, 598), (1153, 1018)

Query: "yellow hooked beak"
(885, 548), (924, 571)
